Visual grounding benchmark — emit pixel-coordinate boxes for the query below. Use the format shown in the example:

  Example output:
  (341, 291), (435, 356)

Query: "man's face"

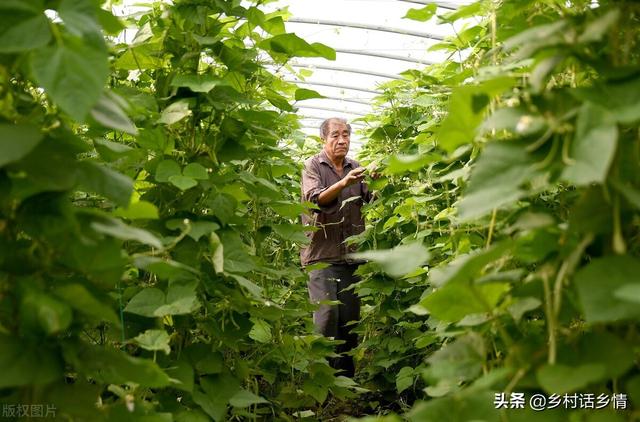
(323, 121), (351, 161)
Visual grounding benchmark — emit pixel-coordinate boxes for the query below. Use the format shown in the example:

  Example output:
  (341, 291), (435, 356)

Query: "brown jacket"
(300, 150), (371, 266)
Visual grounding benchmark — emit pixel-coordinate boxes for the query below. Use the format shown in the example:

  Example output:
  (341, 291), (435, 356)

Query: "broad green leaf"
(0, 335), (62, 388)
(271, 223), (310, 245)
(169, 175), (198, 191)
(424, 333), (485, 383)
(91, 217), (163, 249)
(457, 142), (540, 221)
(31, 36), (109, 121)
(349, 242), (430, 278)
(208, 193), (237, 225)
(20, 289), (72, 335)
(76, 161), (133, 207)
(63, 341), (171, 387)
(437, 77), (514, 153)
(396, 366), (415, 393)
(155, 159), (181, 182)
(578, 9), (620, 43)
(229, 389), (268, 408)
(158, 100), (192, 125)
(507, 297), (542, 322)
(249, 318), (272, 343)
(295, 88), (324, 101)
(183, 163), (209, 180)
(58, 0), (102, 37)
(404, 4), (437, 22)
(260, 33), (336, 60)
(0, 124), (43, 167)
(187, 221), (220, 241)
(575, 255), (640, 323)
(536, 363), (605, 395)
(480, 107), (546, 136)
(0, 4), (51, 53)
(93, 138), (135, 162)
(615, 284), (640, 303)
(502, 21), (566, 51)
(572, 76), (640, 124)
(385, 153), (439, 174)
(562, 103), (617, 186)
(154, 281), (201, 316)
(408, 391), (499, 422)
(123, 288), (165, 317)
(125, 282), (200, 317)
(54, 283), (120, 325)
(229, 274), (263, 298)
(90, 92), (138, 134)
(420, 282), (510, 322)
(428, 241), (512, 287)
(166, 359), (194, 393)
(171, 74), (224, 93)
(195, 352), (224, 375)
(574, 332), (634, 380)
(113, 200), (160, 220)
(133, 329), (171, 355)
(194, 374), (241, 421)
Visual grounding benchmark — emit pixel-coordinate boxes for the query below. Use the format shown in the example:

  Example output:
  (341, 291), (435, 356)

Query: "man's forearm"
(317, 179), (346, 206)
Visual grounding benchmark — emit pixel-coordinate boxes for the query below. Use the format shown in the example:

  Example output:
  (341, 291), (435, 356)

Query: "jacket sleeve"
(302, 159), (339, 214)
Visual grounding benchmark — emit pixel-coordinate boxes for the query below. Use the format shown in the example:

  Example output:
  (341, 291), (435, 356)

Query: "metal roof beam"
(284, 79), (381, 95)
(287, 63), (401, 80)
(287, 17), (445, 41)
(334, 48), (435, 65)
(296, 105), (369, 116)
(397, 0), (458, 10)
(300, 115), (367, 124)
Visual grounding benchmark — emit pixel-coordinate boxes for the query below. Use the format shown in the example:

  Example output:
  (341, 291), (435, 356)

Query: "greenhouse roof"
(260, 0), (471, 152)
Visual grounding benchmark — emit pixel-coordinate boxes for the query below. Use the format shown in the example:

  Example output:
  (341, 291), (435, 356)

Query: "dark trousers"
(307, 263), (360, 377)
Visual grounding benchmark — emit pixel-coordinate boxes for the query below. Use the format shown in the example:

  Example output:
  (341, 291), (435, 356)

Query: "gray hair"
(319, 117), (352, 139)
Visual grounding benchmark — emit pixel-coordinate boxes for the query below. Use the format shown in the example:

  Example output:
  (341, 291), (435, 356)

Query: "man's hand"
(341, 167), (366, 188)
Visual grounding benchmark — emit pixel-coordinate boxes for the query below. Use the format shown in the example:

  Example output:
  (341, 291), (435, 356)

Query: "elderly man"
(300, 117), (372, 377)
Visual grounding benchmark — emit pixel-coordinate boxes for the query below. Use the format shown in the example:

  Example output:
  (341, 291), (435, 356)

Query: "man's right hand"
(341, 167), (366, 188)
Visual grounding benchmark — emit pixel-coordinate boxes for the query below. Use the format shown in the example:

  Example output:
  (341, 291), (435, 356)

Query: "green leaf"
(124, 288), (165, 317)
(76, 161), (133, 207)
(572, 76), (640, 124)
(169, 175), (198, 191)
(562, 103), (617, 186)
(295, 88), (324, 101)
(158, 100), (192, 125)
(457, 142), (540, 221)
(91, 217), (163, 249)
(396, 366), (415, 393)
(20, 289), (73, 335)
(349, 242), (430, 278)
(183, 163), (209, 180)
(424, 333), (485, 383)
(408, 391), (498, 422)
(133, 329), (171, 355)
(58, 0), (102, 37)
(420, 282), (510, 322)
(63, 341), (171, 387)
(114, 201), (160, 220)
(155, 160), (181, 182)
(249, 318), (272, 343)
(30, 36), (109, 121)
(171, 74), (225, 93)
(187, 221), (220, 241)
(54, 283), (120, 325)
(125, 282), (200, 318)
(575, 255), (640, 323)
(0, 124), (43, 167)
(578, 9), (620, 43)
(0, 3), (51, 53)
(386, 153), (439, 174)
(0, 335), (62, 388)
(90, 92), (138, 135)
(260, 33), (336, 60)
(194, 374), (241, 421)
(537, 363), (605, 395)
(229, 389), (269, 408)
(404, 4), (437, 21)
(438, 77), (514, 153)
(93, 138), (135, 162)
